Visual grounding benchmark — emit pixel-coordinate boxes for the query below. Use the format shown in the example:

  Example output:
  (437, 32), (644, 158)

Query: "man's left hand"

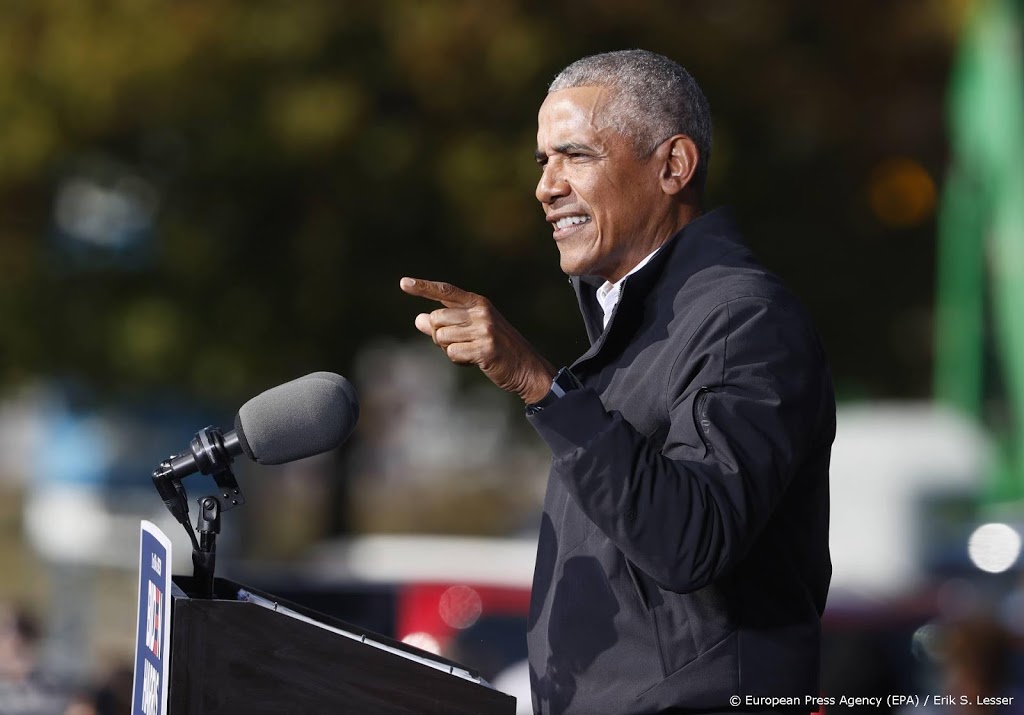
(400, 277), (556, 405)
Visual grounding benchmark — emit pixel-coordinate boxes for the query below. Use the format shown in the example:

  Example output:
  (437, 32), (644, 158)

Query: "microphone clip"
(195, 426), (246, 513)
(152, 425), (247, 517)
(151, 425), (247, 597)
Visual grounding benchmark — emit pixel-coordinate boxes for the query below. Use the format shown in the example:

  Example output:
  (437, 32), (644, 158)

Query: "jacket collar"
(569, 206), (747, 357)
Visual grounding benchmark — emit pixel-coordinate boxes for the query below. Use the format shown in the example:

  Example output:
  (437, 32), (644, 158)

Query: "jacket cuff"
(526, 387), (612, 459)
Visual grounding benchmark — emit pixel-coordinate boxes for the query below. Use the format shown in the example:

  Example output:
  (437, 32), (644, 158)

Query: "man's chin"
(557, 252), (590, 278)
(559, 264), (586, 278)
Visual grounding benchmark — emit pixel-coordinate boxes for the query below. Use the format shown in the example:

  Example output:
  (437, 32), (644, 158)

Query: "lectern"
(168, 576), (516, 714)
(146, 399), (516, 714)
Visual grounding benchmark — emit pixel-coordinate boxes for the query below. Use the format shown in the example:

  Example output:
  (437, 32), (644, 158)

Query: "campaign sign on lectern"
(131, 521), (173, 715)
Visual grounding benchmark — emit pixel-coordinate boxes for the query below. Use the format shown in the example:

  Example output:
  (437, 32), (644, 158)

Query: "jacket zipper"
(694, 386), (714, 455)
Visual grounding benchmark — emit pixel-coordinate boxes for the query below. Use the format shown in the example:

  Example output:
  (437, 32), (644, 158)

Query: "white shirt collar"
(595, 245), (663, 329)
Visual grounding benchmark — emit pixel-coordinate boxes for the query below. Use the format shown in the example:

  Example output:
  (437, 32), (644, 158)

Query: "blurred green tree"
(0, 0), (960, 406)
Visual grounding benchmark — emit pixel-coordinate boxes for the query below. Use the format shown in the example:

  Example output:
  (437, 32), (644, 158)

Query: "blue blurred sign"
(132, 521), (172, 715)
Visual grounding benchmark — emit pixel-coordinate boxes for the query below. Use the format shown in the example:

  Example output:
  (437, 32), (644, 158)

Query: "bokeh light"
(867, 157), (937, 228)
(439, 585), (483, 630)
(401, 631), (442, 655)
(967, 522), (1022, 573)
(910, 622), (943, 663)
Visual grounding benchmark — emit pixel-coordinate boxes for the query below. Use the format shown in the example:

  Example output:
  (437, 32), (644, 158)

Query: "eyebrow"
(534, 142), (597, 162)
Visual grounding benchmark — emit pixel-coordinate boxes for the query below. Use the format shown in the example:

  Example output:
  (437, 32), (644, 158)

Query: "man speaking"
(401, 50), (834, 715)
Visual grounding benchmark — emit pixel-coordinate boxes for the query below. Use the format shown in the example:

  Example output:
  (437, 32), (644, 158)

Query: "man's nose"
(536, 165), (570, 205)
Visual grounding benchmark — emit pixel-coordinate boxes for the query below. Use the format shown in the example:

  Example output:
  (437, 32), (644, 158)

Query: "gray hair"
(549, 49), (712, 195)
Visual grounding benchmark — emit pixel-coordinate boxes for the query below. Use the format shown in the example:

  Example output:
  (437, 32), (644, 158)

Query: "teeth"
(555, 215), (591, 230)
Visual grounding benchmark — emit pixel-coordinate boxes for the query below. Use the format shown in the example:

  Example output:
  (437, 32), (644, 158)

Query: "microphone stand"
(192, 496), (221, 599)
(151, 426), (247, 599)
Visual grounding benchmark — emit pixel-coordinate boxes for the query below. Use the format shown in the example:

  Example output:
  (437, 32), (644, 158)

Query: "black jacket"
(526, 209), (835, 714)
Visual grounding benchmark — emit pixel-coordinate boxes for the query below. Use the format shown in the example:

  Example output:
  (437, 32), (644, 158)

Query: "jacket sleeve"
(526, 295), (831, 593)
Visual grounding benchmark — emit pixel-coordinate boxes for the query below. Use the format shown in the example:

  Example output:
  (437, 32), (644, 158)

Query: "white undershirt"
(595, 246), (663, 328)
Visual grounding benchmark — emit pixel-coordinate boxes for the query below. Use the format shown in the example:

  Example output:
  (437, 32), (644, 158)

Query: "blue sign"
(131, 521), (172, 715)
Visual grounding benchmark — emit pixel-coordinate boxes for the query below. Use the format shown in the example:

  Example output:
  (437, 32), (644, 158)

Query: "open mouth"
(552, 215), (591, 236)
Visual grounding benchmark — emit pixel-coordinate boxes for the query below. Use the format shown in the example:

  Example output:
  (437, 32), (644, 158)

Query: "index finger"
(400, 277), (479, 308)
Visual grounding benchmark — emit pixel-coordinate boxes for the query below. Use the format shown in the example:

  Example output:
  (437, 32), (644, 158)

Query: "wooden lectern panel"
(168, 578), (516, 715)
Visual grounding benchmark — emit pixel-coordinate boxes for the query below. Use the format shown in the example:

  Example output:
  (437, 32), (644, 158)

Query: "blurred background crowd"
(1, 0), (1023, 712)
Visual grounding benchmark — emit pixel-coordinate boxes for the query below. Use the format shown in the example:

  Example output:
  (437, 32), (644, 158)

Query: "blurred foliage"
(0, 0), (966, 406)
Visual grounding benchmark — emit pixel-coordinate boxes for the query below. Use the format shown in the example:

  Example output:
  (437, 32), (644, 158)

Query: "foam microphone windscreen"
(234, 371), (359, 465)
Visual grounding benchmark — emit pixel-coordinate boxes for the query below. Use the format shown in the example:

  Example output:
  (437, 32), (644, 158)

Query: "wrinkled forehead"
(537, 85), (617, 140)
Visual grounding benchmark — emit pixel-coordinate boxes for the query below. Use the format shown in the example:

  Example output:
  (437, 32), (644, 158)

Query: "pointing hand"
(400, 277), (555, 405)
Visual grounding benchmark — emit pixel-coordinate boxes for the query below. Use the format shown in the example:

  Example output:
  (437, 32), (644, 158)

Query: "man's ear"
(659, 135), (699, 196)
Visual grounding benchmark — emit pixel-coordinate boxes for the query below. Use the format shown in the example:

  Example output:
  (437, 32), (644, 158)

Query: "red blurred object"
(397, 582), (531, 650)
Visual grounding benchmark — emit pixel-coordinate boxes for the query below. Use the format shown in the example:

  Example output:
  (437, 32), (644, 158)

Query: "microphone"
(234, 371), (359, 466)
(153, 372), (359, 514)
